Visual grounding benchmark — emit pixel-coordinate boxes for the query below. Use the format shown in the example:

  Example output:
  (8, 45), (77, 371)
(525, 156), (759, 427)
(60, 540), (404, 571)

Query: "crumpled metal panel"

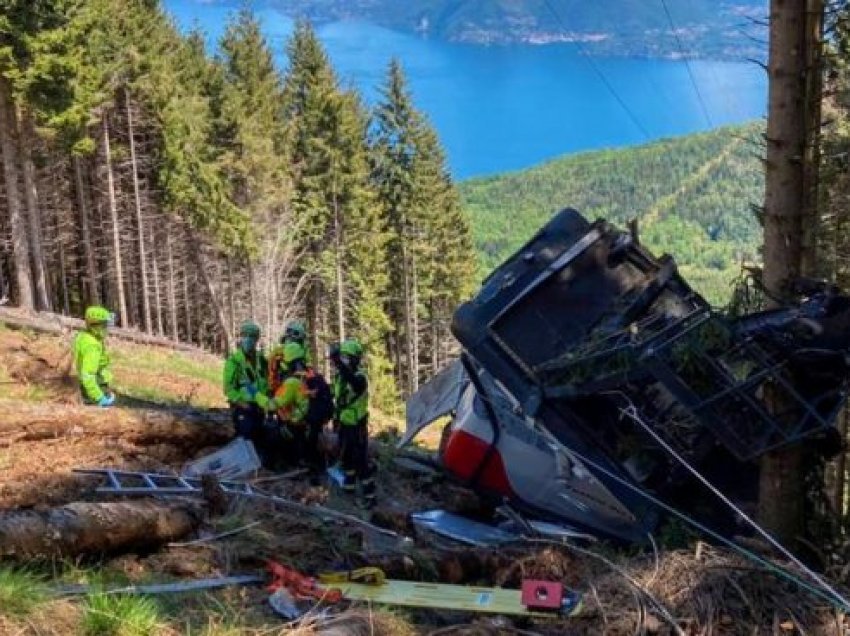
(400, 360), (467, 448)
(411, 510), (518, 546)
(182, 437), (261, 480)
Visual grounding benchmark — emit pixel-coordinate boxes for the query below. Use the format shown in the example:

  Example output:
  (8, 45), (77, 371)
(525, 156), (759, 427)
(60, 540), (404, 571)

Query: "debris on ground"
(2, 224), (850, 634)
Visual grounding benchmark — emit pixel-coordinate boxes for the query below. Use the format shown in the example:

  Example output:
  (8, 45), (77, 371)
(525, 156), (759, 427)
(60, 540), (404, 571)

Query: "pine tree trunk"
(758, 0), (814, 544)
(183, 254), (193, 344)
(0, 77), (33, 310)
(401, 240), (415, 395)
(430, 298), (440, 375)
(73, 155), (99, 304)
(166, 231), (179, 341)
(187, 228), (232, 352)
(334, 202), (346, 342)
(319, 292), (330, 378)
(18, 107), (50, 311)
(150, 222), (164, 336)
(59, 241), (70, 315)
(307, 277), (321, 367)
(101, 115), (128, 326)
(801, 0), (824, 276)
(833, 410), (848, 516)
(126, 90), (152, 333)
(226, 257), (235, 337)
(248, 260), (256, 318)
(271, 267), (279, 340)
(410, 251), (420, 393)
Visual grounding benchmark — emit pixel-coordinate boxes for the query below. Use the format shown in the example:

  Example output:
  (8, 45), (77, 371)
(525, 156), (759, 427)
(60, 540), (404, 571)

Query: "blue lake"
(166, 0), (767, 179)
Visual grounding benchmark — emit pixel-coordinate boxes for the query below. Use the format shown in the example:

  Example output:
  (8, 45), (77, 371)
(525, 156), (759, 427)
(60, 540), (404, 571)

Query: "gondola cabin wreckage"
(404, 209), (850, 545)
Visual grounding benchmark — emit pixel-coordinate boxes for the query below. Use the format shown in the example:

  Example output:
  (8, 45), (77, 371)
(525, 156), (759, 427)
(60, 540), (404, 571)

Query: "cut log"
(0, 500), (204, 558)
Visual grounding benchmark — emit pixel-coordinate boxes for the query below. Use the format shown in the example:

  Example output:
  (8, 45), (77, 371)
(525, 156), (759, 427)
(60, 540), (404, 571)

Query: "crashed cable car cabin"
(405, 209), (850, 543)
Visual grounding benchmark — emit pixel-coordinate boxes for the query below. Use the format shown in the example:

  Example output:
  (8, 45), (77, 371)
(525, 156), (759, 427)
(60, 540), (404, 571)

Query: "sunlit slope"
(460, 123), (764, 304)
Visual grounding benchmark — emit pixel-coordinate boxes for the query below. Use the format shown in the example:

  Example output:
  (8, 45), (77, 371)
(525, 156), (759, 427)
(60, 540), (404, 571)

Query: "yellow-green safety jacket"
(223, 349), (269, 406)
(333, 370), (368, 426)
(274, 371), (311, 424)
(73, 329), (113, 402)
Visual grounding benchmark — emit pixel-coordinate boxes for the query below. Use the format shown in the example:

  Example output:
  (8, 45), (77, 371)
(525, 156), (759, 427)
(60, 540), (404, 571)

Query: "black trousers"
(306, 420), (326, 471)
(232, 403), (264, 439)
(338, 421), (369, 480)
(280, 422), (325, 470)
(231, 404), (279, 468)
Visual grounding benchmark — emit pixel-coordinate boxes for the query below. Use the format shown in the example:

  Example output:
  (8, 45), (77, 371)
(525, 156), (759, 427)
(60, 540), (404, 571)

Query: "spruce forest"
(0, 1), (475, 409)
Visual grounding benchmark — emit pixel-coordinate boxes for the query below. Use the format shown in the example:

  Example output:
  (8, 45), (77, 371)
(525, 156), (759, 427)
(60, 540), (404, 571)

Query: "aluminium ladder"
(73, 468), (255, 496)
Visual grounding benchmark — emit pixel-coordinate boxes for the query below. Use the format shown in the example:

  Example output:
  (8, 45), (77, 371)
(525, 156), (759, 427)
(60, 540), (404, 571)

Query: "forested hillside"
(460, 124), (764, 304)
(0, 1), (475, 407)
(258, 0), (766, 59)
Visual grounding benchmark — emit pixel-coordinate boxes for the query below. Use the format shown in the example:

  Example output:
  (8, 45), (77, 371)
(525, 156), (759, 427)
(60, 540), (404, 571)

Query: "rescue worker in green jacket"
(268, 319), (312, 379)
(330, 338), (375, 506)
(223, 321), (272, 461)
(73, 306), (116, 407)
(270, 342), (312, 466)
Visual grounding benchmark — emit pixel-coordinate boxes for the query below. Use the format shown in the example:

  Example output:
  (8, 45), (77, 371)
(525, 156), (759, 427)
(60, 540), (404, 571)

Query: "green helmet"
(340, 338), (363, 358)
(239, 321), (261, 338)
(84, 306), (113, 326)
(284, 320), (306, 341)
(283, 341), (306, 364)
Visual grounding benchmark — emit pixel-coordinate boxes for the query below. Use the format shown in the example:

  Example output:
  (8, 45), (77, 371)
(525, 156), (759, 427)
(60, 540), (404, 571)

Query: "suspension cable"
(658, 0), (715, 128)
(601, 389), (850, 610)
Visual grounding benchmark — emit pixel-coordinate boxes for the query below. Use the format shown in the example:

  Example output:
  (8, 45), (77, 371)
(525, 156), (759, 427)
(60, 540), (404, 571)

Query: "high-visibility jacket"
(274, 371), (311, 425)
(223, 349), (268, 405)
(268, 343), (313, 391)
(333, 369), (368, 427)
(73, 330), (113, 402)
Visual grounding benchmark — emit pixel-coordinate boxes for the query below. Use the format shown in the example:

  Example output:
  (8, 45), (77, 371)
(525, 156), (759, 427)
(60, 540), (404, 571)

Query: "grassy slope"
(460, 123), (764, 304)
(0, 323), (224, 408)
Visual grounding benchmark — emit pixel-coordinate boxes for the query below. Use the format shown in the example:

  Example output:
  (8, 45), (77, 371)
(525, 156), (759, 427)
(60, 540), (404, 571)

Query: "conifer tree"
(215, 10), (292, 340)
(283, 22), (395, 405)
(371, 59), (475, 395)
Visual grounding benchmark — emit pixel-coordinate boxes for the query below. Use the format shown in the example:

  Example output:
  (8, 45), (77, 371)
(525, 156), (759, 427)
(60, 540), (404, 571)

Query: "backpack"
(304, 369), (334, 426)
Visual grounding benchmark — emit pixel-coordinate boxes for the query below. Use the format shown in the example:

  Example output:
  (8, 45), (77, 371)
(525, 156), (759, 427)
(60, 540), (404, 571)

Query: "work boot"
(359, 473), (377, 509)
(342, 470), (357, 494)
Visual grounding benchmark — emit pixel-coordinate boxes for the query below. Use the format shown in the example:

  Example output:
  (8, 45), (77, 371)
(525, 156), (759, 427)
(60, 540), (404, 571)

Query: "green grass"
(111, 347), (221, 386)
(82, 593), (164, 636)
(113, 384), (187, 406)
(0, 567), (49, 617)
(108, 344), (223, 408)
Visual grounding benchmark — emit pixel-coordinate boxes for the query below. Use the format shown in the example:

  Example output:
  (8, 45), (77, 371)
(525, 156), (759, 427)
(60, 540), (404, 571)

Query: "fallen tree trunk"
(0, 500), (204, 558)
(0, 306), (207, 354)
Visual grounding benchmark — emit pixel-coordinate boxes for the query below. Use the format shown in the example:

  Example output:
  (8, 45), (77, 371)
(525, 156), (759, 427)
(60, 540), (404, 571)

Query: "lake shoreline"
(166, 0), (768, 178)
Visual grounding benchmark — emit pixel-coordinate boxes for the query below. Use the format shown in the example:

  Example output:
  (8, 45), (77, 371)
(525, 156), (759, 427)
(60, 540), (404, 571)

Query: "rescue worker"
(73, 306), (116, 407)
(269, 341), (333, 472)
(270, 342), (311, 466)
(282, 320), (307, 348)
(268, 319), (311, 386)
(281, 320), (311, 364)
(223, 321), (272, 461)
(330, 338), (375, 506)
